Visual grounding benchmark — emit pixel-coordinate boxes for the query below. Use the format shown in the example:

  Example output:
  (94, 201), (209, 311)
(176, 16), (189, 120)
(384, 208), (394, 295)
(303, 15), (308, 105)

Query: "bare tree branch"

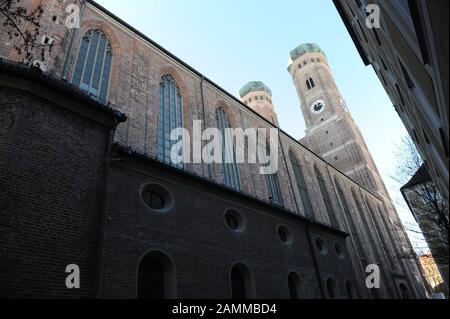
(0, 0), (53, 65)
(392, 135), (449, 267)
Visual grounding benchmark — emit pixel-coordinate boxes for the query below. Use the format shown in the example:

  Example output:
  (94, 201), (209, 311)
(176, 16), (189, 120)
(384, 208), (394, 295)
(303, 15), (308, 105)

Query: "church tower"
(287, 43), (388, 197)
(240, 81), (279, 126)
(287, 44), (429, 296)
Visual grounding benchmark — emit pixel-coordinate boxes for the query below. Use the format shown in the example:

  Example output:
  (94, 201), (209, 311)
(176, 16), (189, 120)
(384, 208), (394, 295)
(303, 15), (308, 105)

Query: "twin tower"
(239, 43), (389, 199)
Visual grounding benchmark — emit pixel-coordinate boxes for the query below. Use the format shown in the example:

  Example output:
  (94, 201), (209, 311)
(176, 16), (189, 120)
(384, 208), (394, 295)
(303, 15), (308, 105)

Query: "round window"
(140, 183), (174, 213)
(224, 209), (245, 232)
(315, 238), (328, 254)
(141, 191), (165, 210)
(225, 214), (239, 230)
(334, 243), (345, 258)
(278, 225), (293, 244)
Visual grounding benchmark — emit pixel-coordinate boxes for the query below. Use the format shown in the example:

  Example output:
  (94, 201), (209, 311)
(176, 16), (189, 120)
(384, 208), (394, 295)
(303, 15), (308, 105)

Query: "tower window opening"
(306, 78), (315, 90)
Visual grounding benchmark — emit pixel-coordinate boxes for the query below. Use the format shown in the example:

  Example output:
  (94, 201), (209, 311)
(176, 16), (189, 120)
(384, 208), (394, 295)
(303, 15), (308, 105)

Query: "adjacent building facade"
(419, 254), (447, 296)
(0, 0), (429, 298)
(333, 0), (449, 202)
(402, 165), (449, 289)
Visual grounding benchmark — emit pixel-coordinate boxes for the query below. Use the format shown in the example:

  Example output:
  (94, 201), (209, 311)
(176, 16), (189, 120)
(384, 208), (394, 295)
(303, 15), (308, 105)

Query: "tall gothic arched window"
(351, 190), (382, 299)
(158, 75), (184, 169)
(314, 165), (338, 227)
(72, 29), (112, 103)
(366, 199), (393, 271)
(289, 151), (314, 219)
(351, 189), (380, 261)
(259, 134), (283, 206)
(377, 203), (400, 271)
(266, 171), (283, 206)
(306, 77), (315, 90)
(216, 107), (241, 191)
(335, 178), (365, 259)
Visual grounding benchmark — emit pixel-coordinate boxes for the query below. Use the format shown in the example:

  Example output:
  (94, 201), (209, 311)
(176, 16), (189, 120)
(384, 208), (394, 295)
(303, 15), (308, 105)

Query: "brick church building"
(0, 0), (428, 298)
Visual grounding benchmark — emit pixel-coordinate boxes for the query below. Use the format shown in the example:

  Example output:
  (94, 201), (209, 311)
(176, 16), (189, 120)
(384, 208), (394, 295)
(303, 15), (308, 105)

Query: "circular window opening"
(315, 238), (327, 254)
(224, 209), (245, 232)
(278, 225), (293, 244)
(334, 243), (345, 258)
(142, 191), (165, 210)
(140, 183), (174, 213)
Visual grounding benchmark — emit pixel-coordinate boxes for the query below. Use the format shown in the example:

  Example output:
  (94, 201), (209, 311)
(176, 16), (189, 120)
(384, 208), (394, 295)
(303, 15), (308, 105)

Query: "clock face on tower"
(311, 100), (326, 114)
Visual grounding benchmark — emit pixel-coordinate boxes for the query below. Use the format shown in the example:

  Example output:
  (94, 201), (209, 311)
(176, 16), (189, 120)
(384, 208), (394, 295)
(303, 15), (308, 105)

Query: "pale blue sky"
(95, 0), (426, 251)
